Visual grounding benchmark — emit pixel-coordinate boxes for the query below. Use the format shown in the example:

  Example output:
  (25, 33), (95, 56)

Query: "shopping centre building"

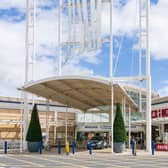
(17, 0), (152, 153)
(0, 76), (168, 151)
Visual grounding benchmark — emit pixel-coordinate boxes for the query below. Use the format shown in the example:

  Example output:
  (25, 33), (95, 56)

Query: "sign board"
(155, 144), (168, 151)
(152, 108), (168, 119)
(76, 124), (143, 132)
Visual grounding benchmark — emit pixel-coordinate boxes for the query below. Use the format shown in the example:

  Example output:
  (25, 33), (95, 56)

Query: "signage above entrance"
(152, 108), (168, 119)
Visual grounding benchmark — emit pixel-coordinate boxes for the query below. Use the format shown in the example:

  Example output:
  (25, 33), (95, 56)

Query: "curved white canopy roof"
(21, 76), (137, 111)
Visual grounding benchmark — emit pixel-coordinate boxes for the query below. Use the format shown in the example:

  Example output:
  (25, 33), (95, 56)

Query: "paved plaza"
(0, 149), (168, 168)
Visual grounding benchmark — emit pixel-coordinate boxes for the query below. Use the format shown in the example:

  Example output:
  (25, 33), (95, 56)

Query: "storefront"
(152, 124), (168, 151)
(76, 124), (111, 148)
(152, 98), (168, 151)
(76, 123), (145, 149)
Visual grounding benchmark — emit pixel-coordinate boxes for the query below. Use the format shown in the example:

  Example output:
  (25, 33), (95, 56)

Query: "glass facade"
(77, 112), (109, 123)
(126, 90), (147, 113)
(77, 88), (149, 124)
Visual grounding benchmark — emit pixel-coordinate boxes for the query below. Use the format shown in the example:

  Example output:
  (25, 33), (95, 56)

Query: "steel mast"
(109, 0), (114, 154)
(146, 0), (151, 153)
(24, 0), (36, 150)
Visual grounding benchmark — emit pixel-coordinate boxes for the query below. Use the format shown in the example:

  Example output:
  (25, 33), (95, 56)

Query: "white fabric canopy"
(21, 76), (137, 111)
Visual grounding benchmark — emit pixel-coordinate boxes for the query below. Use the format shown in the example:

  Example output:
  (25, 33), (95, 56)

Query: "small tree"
(113, 103), (126, 142)
(26, 104), (42, 142)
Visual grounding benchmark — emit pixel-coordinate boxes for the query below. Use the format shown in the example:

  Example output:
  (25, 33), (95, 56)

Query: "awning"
(20, 76), (138, 111)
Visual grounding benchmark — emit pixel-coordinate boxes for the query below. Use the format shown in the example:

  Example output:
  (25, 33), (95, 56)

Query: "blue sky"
(0, 0), (168, 97)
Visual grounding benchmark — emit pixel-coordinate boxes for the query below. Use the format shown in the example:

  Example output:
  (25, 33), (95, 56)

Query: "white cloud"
(0, 4), (98, 97)
(0, 0), (58, 11)
(101, 0), (138, 36)
(0, 20), (25, 97)
(150, 1), (168, 59)
(102, 0), (168, 60)
(158, 86), (168, 97)
(62, 63), (93, 76)
(1, 0), (168, 97)
(0, 0), (25, 10)
(159, 80), (168, 97)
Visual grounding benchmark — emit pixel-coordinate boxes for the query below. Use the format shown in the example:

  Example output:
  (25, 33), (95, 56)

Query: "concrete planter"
(27, 141), (40, 152)
(114, 142), (125, 153)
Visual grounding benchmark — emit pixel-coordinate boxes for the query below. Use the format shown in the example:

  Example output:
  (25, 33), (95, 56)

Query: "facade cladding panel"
(0, 97), (76, 146)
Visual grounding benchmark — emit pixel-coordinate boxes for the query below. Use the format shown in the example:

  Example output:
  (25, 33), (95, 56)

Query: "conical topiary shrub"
(26, 104), (42, 152)
(113, 103), (126, 153)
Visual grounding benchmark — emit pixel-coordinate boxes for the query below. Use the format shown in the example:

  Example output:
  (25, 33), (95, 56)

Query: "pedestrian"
(131, 136), (135, 145)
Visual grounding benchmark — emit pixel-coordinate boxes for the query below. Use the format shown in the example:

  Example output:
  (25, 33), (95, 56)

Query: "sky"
(0, 0), (168, 98)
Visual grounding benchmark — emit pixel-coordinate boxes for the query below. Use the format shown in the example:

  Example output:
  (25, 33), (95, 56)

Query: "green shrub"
(26, 104), (42, 142)
(113, 103), (126, 142)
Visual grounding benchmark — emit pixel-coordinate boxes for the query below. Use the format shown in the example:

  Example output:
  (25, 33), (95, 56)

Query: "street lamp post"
(109, 0), (113, 154)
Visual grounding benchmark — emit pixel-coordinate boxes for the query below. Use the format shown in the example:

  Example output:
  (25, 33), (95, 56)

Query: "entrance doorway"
(76, 131), (109, 149)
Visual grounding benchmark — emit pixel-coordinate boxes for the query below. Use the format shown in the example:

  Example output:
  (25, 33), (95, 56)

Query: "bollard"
(134, 141), (136, 156)
(71, 141), (76, 155)
(66, 141), (70, 155)
(4, 141), (7, 154)
(89, 142), (92, 155)
(131, 142), (134, 156)
(39, 141), (43, 154)
(152, 141), (155, 155)
(58, 141), (61, 155)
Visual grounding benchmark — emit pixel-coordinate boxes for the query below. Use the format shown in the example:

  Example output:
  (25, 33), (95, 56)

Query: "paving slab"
(0, 149), (168, 168)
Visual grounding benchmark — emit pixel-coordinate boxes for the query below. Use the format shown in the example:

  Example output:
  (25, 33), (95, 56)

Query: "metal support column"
(65, 107), (68, 145)
(54, 111), (57, 144)
(23, 92), (30, 150)
(110, 0), (114, 154)
(128, 105), (131, 149)
(108, 107), (111, 147)
(23, 0), (30, 151)
(74, 111), (77, 143)
(75, 126), (77, 143)
(20, 92), (24, 153)
(138, 0), (142, 113)
(24, 0), (36, 151)
(139, 0), (142, 78)
(146, 0), (151, 153)
(58, 0), (62, 76)
(122, 98), (124, 117)
(46, 100), (50, 146)
(123, 96), (126, 124)
(23, 93), (28, 150)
